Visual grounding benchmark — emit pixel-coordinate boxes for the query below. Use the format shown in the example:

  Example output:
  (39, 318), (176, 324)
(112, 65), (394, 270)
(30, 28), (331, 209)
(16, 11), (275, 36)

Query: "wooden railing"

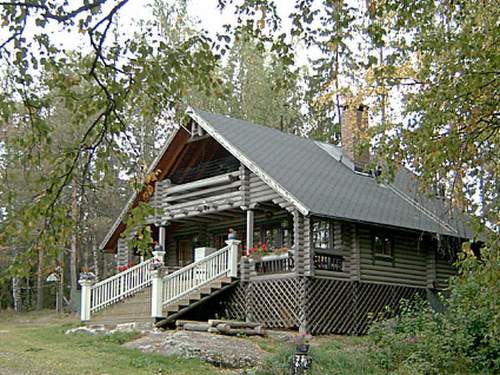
(253, 253), (294, 275)
(90, 258), (154, 313)
(313, 252), (344, 272)
(162, 245), (231, 306)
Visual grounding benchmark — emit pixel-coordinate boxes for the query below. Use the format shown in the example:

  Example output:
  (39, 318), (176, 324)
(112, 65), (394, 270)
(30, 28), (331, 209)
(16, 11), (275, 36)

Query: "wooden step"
(158, 278), (239, 327)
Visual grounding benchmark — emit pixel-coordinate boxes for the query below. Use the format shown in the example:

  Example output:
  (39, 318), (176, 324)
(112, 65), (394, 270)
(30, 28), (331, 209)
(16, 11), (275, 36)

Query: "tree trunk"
(11, 246), (22, 312)
(36, 246), (44, 310)
(57, 248), (64, 313)
(92, 235), (100, 281)
(12, 276), (21, 312)
(69, 180), (79, 311)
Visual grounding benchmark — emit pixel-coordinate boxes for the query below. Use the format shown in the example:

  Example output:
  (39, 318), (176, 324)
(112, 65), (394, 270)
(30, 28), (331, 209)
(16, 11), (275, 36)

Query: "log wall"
(357, 225), (428, 288)
(117, 238), (128, 267)
(247, 171), (282, 205)
(436, 255), (456, 289)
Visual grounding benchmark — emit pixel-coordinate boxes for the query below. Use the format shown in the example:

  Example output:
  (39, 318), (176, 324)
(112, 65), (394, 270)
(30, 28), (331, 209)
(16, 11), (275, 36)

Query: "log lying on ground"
(181, 322), (210, 332)
(208, 319), (261, 329)
(176, 319), (203, 328)
(177, 319), (266, 336)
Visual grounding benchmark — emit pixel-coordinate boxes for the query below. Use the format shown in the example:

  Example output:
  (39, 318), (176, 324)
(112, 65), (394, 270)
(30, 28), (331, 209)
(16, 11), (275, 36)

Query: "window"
(372, 232), (394, 259)
(264, 227), (281, 249)
(312, 219), (331, 249)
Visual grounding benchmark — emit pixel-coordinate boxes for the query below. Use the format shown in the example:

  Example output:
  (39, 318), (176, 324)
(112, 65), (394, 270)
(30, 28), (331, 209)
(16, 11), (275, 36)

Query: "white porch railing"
(90, 258), (154, 313)
(251, 252), (294, 275)
(162, 244), (232, 306)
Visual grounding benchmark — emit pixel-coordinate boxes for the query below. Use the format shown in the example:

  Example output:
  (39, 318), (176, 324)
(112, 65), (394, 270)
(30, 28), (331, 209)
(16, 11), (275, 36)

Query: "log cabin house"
(80, 106), (471, 335)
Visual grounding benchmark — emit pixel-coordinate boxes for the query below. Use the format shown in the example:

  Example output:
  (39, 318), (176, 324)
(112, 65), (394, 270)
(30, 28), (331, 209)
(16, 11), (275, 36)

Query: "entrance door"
(178, 239), (193, 266)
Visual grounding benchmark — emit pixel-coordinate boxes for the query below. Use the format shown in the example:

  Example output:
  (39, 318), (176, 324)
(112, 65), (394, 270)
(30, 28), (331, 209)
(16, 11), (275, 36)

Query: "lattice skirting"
(247, 277), (307, 329)
(351, 282), (426, 334)
(221, 277), (425, 335)
(219, 283), (247, 321)
(306, 278), (354, 335)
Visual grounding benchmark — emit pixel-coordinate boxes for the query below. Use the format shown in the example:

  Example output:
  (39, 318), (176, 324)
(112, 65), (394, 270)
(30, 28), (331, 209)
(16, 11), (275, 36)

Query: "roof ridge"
(193, 108), (324, 145)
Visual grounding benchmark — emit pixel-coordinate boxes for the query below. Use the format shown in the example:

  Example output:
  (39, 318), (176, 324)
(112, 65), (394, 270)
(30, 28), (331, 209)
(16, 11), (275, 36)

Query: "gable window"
(372, 232), (394, 259)
(312, 219), (331, 250)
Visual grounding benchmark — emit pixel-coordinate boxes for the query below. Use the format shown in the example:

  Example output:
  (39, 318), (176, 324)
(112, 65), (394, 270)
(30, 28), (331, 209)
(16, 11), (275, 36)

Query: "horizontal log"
(208, 319), (261, 329)
(175, 319), (204, 327)
(249, 191), (280, 202)
(360, 274), (426, 288)
(215, 323), (231, 334)
(161, 191), (242, 212)
(216, 326), (265, 336)
(165, 180), (241, 203)
(163, 171), (239, 195)
(182, 323), (210, 332)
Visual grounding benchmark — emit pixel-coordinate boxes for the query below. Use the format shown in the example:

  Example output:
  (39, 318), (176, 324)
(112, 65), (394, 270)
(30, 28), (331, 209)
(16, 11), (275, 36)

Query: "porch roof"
(189, 108), (472, 239)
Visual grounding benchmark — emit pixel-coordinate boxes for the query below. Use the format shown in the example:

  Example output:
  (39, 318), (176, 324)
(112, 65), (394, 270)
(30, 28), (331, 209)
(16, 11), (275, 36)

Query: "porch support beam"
(159, 225), (166, 250)
(246, 209), (254, 250)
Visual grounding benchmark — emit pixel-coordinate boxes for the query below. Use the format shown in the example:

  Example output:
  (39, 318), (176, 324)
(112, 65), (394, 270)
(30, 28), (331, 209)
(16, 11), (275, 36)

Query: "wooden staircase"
(82, 242), (240, 326)
(90, 287), (152, 327)
(88, 276), (237, 327)
(160, 276), (238, 325)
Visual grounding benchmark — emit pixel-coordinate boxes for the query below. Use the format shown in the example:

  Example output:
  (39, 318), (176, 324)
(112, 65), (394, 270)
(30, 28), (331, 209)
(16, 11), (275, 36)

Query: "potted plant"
(79, 266), (96, 281)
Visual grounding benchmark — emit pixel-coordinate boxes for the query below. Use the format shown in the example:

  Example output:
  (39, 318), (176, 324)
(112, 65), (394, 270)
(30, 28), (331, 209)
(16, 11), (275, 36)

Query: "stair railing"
(161, 242), (236, 307)
(90, 257), (154, 313)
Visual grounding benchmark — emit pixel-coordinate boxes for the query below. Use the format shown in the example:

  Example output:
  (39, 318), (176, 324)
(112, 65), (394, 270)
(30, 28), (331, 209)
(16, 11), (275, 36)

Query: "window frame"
(371, 230), (395, 262)
(311, 218), (333, 251)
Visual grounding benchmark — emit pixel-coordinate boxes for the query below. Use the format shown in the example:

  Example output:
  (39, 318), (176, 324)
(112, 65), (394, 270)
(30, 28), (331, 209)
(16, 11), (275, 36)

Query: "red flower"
(250, 247), (257, 253)
(262, 243), (267, 251)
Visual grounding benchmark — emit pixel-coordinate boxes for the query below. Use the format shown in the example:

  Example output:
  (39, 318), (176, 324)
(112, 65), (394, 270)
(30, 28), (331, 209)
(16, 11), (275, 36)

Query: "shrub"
(369, 240), (499, 374)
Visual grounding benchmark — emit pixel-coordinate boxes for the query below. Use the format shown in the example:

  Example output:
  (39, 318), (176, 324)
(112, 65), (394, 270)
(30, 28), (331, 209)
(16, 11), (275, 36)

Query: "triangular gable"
(187, 107), (309, 216)
(100, 110), (304, 251)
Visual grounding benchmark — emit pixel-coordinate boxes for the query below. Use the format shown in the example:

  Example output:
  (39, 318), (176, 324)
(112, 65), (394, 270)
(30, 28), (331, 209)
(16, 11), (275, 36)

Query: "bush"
(369, 240), (500, 374)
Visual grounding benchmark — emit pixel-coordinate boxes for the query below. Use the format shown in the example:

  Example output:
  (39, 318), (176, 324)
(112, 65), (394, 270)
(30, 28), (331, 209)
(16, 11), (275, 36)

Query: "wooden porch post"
(226, 240), (241, 278)
(79, 277), (95, 322)
(159, 225), (167, 251)
(246, 210), (254, 250)
(151, 268), (165, 319)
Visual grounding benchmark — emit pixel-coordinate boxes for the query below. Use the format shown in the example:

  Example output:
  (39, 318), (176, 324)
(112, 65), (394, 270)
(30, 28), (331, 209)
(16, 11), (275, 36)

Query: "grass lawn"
(0, 311), (226, 375)
(0, 310), (387, 375)
(253, 335), (387, 375)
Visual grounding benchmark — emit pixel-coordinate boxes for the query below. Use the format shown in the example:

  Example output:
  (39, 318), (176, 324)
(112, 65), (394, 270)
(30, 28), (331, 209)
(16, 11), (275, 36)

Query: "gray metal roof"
(191, 108), (471, 238)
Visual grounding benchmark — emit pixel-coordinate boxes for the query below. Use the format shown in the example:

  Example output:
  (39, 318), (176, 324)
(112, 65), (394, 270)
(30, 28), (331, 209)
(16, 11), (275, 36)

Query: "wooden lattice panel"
(306, 278), (353, 335)
(220, 283), (247, 321)
(248, 277), (306, 329)
(352, 282), (426, 334)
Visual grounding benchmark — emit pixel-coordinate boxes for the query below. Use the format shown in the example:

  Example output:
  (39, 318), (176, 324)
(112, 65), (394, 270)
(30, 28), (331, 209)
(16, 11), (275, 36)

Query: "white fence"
(90, 258), (154, 313)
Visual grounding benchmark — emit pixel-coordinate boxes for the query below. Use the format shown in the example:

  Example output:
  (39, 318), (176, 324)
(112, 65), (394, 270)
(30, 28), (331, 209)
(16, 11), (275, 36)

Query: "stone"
(65, 326), (106, 335)
(124, 330), (264, 369)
